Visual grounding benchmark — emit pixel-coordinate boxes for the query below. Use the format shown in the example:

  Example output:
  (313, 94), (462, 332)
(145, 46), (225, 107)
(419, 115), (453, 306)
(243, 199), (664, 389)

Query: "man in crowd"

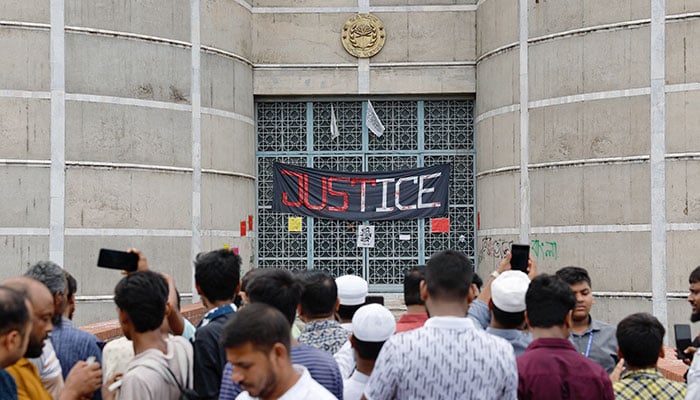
(613, 312), (685, 398)
(336, 274), (369, 332)
(102, 271), (193, 400)
(0, 286), (32, 400)
(3, 276), (102, 400)
(334, 274), (369, 378)
(24, 262), (68, 397)
(487, 270), (532, 356)
(218, 268), (343, 399)
(395, 265), (428, 333)
(51, 270), (102, 394)
(364, 250), (517, 399)
(297, 270), (350, 354)
(682, 266), (700, 397)
(193, 248), (241, 398)
(344, 303), (395, 400)
(223, 303), (336, 400)
(63, 273), (76, 321)
(517, 274), (613, 399)
(555, 266), (618, 373)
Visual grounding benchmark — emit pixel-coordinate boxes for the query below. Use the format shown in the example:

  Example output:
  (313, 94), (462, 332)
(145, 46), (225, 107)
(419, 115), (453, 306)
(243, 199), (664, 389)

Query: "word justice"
(279, 169), (443, 213)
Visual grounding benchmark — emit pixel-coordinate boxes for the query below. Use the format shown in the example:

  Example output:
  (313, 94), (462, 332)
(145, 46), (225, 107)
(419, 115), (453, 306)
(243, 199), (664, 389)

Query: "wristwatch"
(490, 270), (500, 279)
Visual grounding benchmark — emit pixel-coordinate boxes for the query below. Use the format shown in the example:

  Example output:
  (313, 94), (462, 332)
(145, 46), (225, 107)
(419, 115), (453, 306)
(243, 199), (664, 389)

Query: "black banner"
(272, 163), (450, 221)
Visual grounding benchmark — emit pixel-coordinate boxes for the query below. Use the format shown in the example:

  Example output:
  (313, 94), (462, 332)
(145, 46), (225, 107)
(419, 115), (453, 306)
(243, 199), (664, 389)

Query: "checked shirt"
(613, 368), (686, 399)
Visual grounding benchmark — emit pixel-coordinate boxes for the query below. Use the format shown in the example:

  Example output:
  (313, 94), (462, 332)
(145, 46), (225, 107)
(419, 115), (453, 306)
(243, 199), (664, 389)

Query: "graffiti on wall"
(479, 237), (559, 261)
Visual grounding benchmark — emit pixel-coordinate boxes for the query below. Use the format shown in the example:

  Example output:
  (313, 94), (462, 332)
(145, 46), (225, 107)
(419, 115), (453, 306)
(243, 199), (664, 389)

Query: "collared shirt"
(467, 299), (490, 330)
(0, 369), (18, 400)
(517, 338), (614, 400)
(395, 313), (429, 333)
(365, 316), (517, 400)
(613, 368), (686, 399)
(344, 370), (369, 400)
(298, 319), (351, 354)
(235, 365), (337, 400)
(569, 317), (618, 373)
(486, 327), (532, 357)
(52, 317), (103, 399)
(220, 343), (344, 399)
(5, 358), (51, 400)
(52, 317), (103, 377)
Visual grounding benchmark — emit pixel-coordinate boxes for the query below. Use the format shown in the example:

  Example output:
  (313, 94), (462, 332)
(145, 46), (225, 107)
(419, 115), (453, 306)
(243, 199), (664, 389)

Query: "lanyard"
(584, 331), (594, 358)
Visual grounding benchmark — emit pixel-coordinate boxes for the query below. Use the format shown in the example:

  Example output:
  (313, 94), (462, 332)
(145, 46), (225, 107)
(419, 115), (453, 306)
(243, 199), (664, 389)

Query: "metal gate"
(256, 98), (475, 290)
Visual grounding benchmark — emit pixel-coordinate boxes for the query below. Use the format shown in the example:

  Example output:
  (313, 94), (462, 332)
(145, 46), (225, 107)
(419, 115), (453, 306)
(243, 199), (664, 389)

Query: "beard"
(24, 336), (44, 358)
(691, 309), (700, 323)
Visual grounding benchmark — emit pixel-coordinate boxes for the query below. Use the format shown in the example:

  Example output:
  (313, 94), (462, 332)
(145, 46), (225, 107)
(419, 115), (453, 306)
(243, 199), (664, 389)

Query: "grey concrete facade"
(2, 0), (700, 339)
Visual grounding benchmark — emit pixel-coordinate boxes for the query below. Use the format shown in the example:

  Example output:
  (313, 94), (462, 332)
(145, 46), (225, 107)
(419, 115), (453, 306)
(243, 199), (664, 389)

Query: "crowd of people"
(1, 247), (700, 399)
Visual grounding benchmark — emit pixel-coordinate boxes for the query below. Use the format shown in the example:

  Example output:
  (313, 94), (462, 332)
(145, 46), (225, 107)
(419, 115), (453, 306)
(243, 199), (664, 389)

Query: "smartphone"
(675, 324), (693, 360)
(97, 248), (139, 272)
(510, 244), (530, 272)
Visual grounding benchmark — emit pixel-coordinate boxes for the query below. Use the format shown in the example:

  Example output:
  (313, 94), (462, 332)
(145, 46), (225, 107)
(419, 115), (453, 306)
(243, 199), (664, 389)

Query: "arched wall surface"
(0, 0), (255, 326)
(476, 0), (700, 332)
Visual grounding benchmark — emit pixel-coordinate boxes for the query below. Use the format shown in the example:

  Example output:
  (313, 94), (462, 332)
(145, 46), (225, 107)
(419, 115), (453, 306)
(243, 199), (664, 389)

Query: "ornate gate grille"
(256, 98), (475, 290)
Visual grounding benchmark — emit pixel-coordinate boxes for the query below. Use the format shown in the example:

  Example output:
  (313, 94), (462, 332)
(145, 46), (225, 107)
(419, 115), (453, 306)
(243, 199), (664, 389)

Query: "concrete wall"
(0, 0), (255, 327)
(252, 2), (477, 95)
(475, 0), (700, 338)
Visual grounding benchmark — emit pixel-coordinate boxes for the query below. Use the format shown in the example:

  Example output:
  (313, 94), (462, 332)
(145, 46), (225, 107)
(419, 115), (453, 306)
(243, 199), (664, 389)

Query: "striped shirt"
(219, 344), (344, 400)
(365, 316), (517, 400)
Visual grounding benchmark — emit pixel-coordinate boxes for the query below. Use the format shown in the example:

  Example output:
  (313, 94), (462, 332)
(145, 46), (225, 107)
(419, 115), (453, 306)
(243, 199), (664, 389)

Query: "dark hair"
(0, 286), (30, 336)
(114, 271), (168, 333)
(221, 303), (291, 353)
(555, 266), (592, 287)
(425, 250), (473, 302)
(616, 312), (665, 368)
(403, 265), (426, 306)
(65, 272), (77, 301)
(492, 304), (525, 329)
(353, 336), (386, 360)
(194, 249), (241, 302)
(298, 270), (337, 318)
(241, 268), (259, 293)
(690, 266), (700, 284)
(25, 261), (66, 296)
(472, 273), (483, 291)
(338, 304), (363, 321)
(246, 269), (302, 326)
(525, 274), (575, 328)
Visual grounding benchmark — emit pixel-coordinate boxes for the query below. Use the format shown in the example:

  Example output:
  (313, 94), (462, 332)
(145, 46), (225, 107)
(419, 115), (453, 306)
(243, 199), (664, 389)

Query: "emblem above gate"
(341, 14), (386, 58)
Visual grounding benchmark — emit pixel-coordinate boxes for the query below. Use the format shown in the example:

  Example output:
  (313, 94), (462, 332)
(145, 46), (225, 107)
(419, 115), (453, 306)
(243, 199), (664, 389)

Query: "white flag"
(366, 100), (385, 137)
(330, 105), (340, 139)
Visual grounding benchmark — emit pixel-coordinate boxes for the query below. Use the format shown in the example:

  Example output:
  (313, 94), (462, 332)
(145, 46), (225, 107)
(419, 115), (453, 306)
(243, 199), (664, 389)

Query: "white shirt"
(344, 370), (369, 400)
(687, 353), (700, 400)
(333, 340), (355, 379)
(236, 365), (337, 400)
(364, 316), (518, 400)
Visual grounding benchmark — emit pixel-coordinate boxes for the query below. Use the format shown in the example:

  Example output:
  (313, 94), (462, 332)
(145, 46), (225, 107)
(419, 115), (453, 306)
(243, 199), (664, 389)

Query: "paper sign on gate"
(288, 217), (303, 232)
(357, 225), (375, 248)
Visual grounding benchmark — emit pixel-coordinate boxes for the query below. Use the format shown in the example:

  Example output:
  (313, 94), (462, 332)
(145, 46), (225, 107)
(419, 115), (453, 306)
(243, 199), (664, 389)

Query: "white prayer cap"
(491, 270), (530, 313)
(352, 304), (396, 342)
(336, 275), (368, 306)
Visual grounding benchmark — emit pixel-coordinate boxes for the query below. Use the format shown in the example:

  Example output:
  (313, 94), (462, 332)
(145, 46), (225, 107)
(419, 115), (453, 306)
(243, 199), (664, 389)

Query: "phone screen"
(675, 324), (693, 360)
(97, 249), (139, 272)
(510, 244), (530, 272)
